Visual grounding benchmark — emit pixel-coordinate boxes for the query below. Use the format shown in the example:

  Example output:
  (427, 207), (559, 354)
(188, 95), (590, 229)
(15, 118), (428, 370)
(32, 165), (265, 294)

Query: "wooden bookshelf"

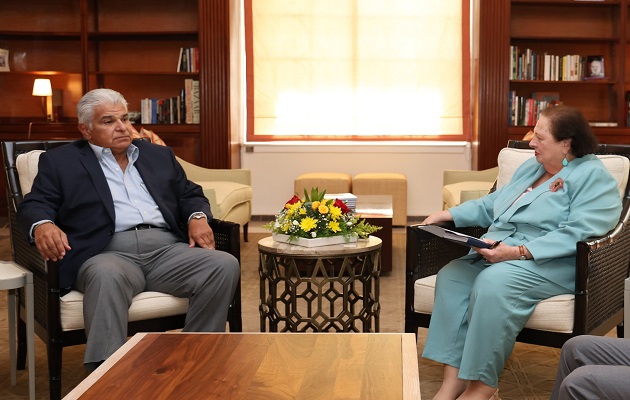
(475, 0), (630, 170)
(0, 0), (231, 169)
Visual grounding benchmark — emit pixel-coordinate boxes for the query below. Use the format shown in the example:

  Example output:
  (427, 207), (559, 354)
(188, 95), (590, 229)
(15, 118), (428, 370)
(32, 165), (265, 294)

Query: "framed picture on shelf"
(0, 48), (9, 72)
(585, 55), (605, 80)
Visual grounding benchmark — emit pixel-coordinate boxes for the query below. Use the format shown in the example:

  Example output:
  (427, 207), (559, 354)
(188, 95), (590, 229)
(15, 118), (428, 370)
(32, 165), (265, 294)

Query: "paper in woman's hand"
(414, 225), (491, 249)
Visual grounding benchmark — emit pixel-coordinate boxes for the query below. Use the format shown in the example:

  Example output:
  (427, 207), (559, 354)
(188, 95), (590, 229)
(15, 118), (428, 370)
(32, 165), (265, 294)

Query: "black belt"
(124, 224), (160, 231)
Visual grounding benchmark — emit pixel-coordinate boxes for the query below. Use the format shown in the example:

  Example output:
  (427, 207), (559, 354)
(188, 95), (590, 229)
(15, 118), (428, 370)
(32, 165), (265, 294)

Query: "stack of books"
(324, 193), (357, 211)
(140, 78), (199, 125)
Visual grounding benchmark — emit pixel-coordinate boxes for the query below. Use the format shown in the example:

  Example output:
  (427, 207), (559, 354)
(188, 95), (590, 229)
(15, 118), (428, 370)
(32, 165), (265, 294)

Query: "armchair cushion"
(443, 181), (494, 209)
(413, 275), (575, 334)
(195, 180), (253, 224)
(442, 167), (499, 209)
(175, 156), (253, 228)
(15, 149), (44, 195)
(60, 291), (189, 331)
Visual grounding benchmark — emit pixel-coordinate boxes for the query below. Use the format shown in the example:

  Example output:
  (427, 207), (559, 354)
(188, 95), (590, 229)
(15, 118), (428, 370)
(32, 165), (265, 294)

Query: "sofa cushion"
(442, 181), (494, 209)
(413, 275), (575, 333)
(60, 290), (189, 331)
(196, 181), (253, 220)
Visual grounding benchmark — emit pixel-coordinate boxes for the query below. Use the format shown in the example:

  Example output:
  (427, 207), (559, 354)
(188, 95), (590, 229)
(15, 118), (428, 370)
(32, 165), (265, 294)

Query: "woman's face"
(529, 115), (571, 173)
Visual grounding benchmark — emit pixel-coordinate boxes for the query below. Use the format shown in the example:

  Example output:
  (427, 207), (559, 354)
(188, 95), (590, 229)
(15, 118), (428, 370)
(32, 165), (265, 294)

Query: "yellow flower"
(285, 201), (302, 217)
(312, 201), (320, 210)
(300, 217), (318, 232)
(329, 205), (342, 220)
(328, 220), (341, 233)
(318, 204), (329, 214)
(299, 207), (307, 215)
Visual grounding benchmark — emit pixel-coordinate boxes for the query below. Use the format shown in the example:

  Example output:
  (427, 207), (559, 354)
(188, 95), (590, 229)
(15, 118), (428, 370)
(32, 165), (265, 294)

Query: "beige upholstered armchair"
(442, 166), (499, 210)
(176, 157), (253, 242)
(407, 140), (630, 348)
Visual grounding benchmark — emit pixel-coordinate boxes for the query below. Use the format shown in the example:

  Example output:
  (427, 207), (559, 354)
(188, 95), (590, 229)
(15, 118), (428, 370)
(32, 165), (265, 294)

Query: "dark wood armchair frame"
(2, 140), (243, 400)
(405, 140), (630, 348)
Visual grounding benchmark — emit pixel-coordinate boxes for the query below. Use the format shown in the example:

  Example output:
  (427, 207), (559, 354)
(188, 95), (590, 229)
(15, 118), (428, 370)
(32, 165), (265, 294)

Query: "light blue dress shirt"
(88, 142), (169, 232)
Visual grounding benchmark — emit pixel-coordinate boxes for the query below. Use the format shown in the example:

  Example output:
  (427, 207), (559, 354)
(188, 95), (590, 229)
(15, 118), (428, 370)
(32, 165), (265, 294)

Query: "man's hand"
(188, 218), (216, 249)
(34, 223), (71, 262)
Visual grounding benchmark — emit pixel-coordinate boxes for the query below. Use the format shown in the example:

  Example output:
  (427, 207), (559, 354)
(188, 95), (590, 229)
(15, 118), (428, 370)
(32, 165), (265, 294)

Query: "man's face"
(78, 103), (133, 155)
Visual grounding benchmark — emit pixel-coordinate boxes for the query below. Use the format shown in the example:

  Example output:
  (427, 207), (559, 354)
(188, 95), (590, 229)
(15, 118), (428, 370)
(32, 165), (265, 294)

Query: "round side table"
(1, 261), (35, 400)
(258, 236), (382, 333)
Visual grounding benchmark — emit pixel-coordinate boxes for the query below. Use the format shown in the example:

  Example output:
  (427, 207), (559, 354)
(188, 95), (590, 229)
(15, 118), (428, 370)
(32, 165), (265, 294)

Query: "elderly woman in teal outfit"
(421, 106), (622, 400)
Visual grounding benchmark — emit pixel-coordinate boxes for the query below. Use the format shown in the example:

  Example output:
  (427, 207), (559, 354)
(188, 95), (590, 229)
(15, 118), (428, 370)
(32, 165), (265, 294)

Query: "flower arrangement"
(263, 188), (381, 243)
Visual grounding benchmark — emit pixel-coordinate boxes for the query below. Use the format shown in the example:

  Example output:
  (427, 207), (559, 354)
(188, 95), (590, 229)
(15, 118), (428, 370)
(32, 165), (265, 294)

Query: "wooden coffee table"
(64, 332), (421, 399)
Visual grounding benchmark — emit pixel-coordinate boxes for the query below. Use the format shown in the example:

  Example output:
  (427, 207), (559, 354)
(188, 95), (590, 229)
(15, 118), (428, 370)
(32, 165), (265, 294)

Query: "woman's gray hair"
(77, 88), (128, 128)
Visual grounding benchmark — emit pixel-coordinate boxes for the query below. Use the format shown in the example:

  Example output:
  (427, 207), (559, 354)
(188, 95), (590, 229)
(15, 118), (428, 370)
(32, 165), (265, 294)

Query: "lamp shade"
(32, 78), (52, 96)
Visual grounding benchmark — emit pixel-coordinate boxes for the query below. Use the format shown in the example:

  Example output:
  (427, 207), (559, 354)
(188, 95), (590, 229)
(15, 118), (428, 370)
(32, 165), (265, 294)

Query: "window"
(245, 0), (470, 141)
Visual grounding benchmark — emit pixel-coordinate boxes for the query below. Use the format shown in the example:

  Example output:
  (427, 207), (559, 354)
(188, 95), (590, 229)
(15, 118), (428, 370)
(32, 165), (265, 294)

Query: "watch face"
(193, 214), (205, 219)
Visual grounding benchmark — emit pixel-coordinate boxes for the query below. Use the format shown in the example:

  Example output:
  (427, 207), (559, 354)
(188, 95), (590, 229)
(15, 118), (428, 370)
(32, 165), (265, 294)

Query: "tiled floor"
(0, 222), (613, 399)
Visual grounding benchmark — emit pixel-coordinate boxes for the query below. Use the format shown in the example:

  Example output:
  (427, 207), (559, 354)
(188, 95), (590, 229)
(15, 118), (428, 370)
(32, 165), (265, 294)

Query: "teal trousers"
(422, 256), (571, 387)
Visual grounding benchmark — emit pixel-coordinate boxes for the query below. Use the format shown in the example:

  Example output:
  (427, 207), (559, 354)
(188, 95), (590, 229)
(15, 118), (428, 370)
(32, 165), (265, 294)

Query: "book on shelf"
(177, 47), (199, 73)
(413, 225), (491, 249)
(185, 78), (194, 123)
(510, 46), (590, 81)
(508, 91), (562, 126)
(191, 79), (200, 124)
(0, 48), (9, 72)
(139, 79), (199, 124)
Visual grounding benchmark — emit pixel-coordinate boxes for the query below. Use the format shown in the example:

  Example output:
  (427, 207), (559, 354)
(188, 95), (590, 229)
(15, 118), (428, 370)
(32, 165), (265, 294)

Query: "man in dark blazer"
(17, 88), (240, 371)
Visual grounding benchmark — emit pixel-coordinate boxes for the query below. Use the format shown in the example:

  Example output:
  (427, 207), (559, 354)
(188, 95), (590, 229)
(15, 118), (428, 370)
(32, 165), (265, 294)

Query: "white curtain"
(241, 0), (464, 139)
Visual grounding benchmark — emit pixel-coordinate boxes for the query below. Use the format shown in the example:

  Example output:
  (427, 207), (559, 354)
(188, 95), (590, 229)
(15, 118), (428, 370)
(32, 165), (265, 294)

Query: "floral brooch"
(549, 178), (564, 192)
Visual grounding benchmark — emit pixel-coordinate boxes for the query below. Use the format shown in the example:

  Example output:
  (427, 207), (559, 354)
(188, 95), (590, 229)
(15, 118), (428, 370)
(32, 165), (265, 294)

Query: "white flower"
(346, 221), (353, 226)
(292, 220), (299, 226)
(274, 222), (280, 228)
(311, 231), (317, 238)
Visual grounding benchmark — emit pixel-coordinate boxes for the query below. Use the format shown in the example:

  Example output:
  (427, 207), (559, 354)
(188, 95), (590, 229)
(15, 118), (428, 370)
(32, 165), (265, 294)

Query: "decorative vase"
(272, 233), (358, 248)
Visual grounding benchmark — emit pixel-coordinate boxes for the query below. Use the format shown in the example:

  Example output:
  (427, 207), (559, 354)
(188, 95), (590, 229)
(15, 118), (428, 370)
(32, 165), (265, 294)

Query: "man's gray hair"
(77, 88), (128, 127)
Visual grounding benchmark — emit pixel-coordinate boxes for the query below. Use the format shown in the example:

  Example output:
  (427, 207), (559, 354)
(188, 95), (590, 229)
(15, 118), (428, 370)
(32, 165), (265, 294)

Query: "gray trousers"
(551, 335), (630, 400)
(74, 228), (240, 365)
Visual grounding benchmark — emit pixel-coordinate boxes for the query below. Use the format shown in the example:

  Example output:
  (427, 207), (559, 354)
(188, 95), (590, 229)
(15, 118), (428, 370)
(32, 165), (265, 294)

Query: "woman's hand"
(421, 210), (453, 225)
(473, 241), (529, 263)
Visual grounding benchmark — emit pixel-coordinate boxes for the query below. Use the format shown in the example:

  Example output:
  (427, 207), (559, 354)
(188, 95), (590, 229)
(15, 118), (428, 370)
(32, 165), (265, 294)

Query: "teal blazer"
(450, 154), (622, 291)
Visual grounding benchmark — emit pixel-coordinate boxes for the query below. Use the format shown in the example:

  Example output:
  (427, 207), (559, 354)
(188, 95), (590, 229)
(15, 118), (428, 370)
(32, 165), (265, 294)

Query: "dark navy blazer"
(17, 139), (211, 288)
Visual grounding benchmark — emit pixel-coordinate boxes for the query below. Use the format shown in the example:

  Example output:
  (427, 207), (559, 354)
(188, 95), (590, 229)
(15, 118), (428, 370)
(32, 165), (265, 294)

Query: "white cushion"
(15, 150), (45, 195)
(60, 290), (189, 331)
(597, 155), (629, 198)
(413, 275), (575, 333)
(496, 148), (535, 189)
(496, 147), (629, 198)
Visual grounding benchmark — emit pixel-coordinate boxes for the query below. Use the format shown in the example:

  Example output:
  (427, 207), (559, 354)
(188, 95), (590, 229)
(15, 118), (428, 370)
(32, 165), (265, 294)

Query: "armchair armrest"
(443, 166), (499, 186)
(176, 156), (251, 186)
(406, 223), (488, 280)
(574, 217), (630, 336)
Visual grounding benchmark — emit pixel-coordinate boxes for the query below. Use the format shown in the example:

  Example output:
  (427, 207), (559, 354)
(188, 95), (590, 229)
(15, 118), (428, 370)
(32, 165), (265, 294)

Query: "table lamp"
(32, 78), (53, 121)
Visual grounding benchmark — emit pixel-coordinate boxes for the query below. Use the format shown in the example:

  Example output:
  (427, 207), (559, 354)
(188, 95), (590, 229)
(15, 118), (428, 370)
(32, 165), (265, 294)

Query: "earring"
(562, 157), (569, 167)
